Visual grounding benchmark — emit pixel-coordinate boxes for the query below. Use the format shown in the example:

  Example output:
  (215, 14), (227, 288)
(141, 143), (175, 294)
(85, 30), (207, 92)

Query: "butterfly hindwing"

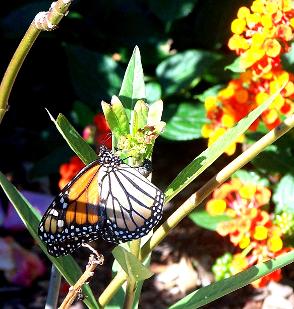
(98, 163), (164, 243)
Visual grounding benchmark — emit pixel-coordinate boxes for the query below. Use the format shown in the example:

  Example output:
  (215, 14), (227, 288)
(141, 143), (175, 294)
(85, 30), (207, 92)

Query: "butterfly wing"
(98, 163), (164, 243)
(38, 160), (106, 256)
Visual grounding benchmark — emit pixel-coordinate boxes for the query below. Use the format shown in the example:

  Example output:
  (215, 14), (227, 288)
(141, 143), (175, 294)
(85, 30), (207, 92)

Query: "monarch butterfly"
(38, 146), (164, 257)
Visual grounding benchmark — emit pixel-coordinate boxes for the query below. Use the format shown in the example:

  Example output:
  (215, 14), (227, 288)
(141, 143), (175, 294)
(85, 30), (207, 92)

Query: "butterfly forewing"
(38, 161), (105, 256)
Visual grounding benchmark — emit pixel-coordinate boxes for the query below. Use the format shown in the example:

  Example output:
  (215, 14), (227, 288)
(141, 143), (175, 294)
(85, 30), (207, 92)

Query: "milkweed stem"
(0, 0), (72, 124)
(98, 113), (294, 307)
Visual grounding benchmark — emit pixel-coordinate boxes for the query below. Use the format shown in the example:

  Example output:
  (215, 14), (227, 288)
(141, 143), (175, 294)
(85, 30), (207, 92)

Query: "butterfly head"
(98, 145), (122, 166)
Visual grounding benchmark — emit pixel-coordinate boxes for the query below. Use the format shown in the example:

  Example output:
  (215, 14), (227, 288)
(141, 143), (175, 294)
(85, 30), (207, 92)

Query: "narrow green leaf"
(273, 174), (294, 214)
(161, 102), (207, 141)
(165, 84), (286, 202)
(169, 250), (294, 309)
(102, 97), (130, 139)
(133, 100), (149, 133)
(47, 110), (97, 164)
(147, 100), (163, 126)
(119, 46), (146, 115)
(0, 171), (98, 309)
(189, 210), (231, 231)
(111, 96), (130, 135)
(112, 246), (153, 282)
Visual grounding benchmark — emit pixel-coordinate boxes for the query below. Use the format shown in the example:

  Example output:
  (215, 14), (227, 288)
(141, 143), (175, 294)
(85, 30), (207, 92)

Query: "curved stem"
(0, 0), (73, 124)
(98, 113), (294, 307)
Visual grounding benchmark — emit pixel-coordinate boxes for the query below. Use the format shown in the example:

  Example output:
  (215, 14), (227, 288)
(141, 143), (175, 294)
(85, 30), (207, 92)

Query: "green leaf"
(47, 110), (97, 164)
(102, 96), (130, 140)
(196, 85), (223, 103)
(119, 46), (146, 116)
(162, 102), (207, 140)
(225, 57), (245, 73)
(112, 246), (153, 282)
(164, 84), (286, 203)
(146, 82), (162, 103)
(273, 174), (294, 214)
(252, 146), (294, 175)
(232, 170), (270, 187)
(0, 171), (98, 309)
(189, 210), (231, 231)
(282, 42), (294, 73)
(108, 252), (151, 309)
(65, 44), (123, 107)
(169, 250), (294, 309)
(70, 101), (95, 128)
(148, 0), (198, 23)
(156, 50), (221, 96)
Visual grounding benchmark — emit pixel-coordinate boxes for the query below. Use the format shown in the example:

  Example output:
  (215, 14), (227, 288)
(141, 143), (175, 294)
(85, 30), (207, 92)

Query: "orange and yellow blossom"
(207, 176), (294, 287)
(202, 0), (294, 155)
(202, 70), (294, 154)
(228, 0), (294, 76)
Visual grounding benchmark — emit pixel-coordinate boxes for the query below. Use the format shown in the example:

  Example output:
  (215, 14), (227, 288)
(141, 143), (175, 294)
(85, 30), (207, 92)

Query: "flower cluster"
(59, 113), (111, 189)
(208, 176), (292, 287)
(202, 0), (294, 155)
(228, 0), (294, 75)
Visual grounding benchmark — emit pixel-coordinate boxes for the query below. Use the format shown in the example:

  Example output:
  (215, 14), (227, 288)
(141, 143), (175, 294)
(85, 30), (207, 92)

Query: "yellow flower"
(240, 184), (257, 199)
(206, 199), (227, 215)
(221, 114), (235, 128)
(237, 6), (250, 19)
(231, 18), (246, 34)
(251, 0), (264, 13)
(239, 235), (250, 249)
(204, 96), (217, 111)
(240, 48), (265, 69)
(230, 254), (248, 274)
(267, 236), (283, 252)
(256, 92), (269, 105)
(264, 39), (281, 58)
(201, 124), (212, 138)
(254, 226), (268, 240)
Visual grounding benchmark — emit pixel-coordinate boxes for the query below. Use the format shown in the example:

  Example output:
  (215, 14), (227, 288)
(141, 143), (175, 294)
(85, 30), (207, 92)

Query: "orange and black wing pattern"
(38, 160), (105, 257)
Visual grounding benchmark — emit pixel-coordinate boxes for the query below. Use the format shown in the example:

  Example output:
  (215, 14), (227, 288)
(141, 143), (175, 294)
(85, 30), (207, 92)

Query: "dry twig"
(59, 245), (104, 309)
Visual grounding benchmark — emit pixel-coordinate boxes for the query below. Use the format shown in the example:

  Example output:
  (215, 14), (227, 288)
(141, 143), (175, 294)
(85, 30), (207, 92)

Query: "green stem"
(45, 265), (61, 309)
(123, 239), (141, 309)
(98, 113), (294, 307)
(0, 0), (72, 124)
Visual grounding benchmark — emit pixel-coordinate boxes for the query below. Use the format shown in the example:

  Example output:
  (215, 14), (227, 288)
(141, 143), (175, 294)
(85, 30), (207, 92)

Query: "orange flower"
(58, 156), (85, 189)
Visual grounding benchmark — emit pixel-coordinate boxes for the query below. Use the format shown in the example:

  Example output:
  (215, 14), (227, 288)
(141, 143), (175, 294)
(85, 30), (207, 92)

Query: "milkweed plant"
(1, 0), (294, 308)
